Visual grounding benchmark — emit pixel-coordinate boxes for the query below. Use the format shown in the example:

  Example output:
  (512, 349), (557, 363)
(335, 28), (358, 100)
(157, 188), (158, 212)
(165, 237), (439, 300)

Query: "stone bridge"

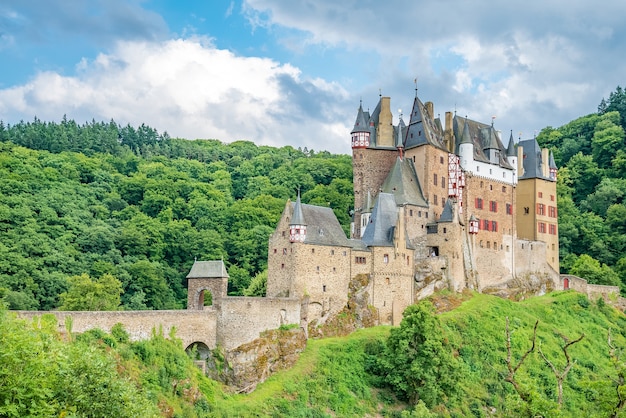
(17, 261), (302, 352)
(16, 308), (219, 351)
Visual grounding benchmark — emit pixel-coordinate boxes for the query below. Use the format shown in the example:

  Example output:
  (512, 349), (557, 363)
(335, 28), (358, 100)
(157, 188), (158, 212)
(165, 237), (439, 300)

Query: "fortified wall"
(17, 261), (302, 353)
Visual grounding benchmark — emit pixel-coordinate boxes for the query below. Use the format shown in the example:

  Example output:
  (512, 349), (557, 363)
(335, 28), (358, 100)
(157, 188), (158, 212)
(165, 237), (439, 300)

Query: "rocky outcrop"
(482, 273), (555, 301)
(308, 274), (378, 338)
(206, 327), (306, 393)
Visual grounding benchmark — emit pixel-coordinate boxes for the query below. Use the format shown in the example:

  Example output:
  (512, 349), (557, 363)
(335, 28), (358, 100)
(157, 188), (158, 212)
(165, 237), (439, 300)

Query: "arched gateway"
(186, 260), (229, 310)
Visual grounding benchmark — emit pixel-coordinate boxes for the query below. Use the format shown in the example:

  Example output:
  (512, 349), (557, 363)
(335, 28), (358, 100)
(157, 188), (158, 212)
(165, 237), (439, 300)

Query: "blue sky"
(1, 1), (626, 154)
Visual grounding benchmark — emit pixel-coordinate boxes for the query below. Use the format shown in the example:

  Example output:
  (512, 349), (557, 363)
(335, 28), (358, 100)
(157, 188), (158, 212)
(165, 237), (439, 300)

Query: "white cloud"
(242, 0), (626, 138)
(0, 37), (352, 153)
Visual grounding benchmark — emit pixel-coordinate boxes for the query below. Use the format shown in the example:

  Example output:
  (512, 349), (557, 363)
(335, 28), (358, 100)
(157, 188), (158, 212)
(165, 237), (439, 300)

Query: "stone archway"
(185, 341), (212, 360)
(195, 288), (214, 309)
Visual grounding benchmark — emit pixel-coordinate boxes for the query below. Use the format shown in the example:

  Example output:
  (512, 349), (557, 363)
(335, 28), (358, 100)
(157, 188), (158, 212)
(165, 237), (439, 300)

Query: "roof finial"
(491, 115), (496, 127)
(414, 77), (418, 97)
(379, 88), (382, 98)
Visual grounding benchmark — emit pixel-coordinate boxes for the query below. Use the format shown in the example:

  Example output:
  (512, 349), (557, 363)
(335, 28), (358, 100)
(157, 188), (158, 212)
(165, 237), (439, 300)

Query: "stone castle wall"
(17, 309), (218, 349)
(218, 297), (301, 350)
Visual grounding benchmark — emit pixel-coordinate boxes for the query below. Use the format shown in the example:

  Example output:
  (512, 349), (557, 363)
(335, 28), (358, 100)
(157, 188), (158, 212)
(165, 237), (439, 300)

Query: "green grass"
(210, 326), (395, 417)
(207, 291), (626, 417)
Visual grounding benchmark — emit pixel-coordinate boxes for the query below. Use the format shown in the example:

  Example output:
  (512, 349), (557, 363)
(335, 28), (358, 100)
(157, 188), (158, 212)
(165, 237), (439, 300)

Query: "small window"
(323, 285), (326, 292)
(281, 263), (285, 269)
(440, 156), (444, 164)
(273, 248), (277, 254)
(283, 248), (287, 255)
(312, 248), (315, 254)
(331, 249), (335, 255)
(383, 254), (389, 264)
(316, 266), (320, 271)
(434, 174), (438, 186)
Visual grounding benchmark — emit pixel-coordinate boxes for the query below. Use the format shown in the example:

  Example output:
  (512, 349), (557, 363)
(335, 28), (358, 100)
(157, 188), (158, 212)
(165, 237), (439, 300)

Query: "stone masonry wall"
(218, 297), (301, 350)
(17, 309), (218, 349)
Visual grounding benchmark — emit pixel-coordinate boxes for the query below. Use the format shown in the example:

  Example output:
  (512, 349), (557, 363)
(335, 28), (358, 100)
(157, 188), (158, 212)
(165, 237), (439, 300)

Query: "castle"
(264, 91), (560, 326)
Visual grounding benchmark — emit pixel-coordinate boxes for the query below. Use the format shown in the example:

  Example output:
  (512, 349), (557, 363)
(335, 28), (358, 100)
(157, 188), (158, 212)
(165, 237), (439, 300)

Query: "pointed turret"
(289, 192), (307, 242)
(506, 130), (516, 157)
(506, 130), (518, 183)
(549, 151), (557, 180)
(458, 119), (474, 170)
(360, 190), (374, 238)
(396, 113), (405, 158)
(468, 214), (479, 234)
(351, 101), (370, 148)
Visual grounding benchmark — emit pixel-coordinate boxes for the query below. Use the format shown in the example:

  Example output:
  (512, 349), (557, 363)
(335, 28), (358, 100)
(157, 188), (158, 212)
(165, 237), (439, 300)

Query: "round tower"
(458, 119), (474, 170)
(351, 101), (370, 148)
(289, 192), (307, 243)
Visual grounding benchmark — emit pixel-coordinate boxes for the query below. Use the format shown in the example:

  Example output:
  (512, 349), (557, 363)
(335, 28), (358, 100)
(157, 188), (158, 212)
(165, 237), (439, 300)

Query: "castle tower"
(351, 97), (401, 238)
(516, 138), (559, 273)
(186, 260), (229, 310)
(289, 191), (307, 242)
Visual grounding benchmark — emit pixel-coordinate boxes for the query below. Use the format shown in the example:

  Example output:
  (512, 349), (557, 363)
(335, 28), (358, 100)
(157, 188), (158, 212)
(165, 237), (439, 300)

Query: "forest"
(1, 86), (626, 310)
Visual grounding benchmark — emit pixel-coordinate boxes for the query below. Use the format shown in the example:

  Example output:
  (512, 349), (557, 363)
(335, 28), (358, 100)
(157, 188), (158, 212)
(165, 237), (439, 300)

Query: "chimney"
(378, 97), (393, 147)
(541, 148), (550, 178)
(444, 111), (454, 152)
(425, 101), (434, 120)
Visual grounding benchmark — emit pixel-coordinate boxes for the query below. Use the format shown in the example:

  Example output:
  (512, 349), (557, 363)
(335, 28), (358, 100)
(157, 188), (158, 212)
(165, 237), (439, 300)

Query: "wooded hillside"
(2, 85), (626, 310)
(0, 123), (352, 310)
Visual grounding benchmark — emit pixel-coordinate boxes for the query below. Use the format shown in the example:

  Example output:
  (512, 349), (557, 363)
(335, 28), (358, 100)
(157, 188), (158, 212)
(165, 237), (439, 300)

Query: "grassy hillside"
(215, 291), (626, 417)
(4, 291), (625, 417)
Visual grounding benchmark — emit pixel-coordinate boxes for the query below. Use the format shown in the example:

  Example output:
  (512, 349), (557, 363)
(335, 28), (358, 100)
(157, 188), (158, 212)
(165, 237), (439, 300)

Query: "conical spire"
(460, 119), (472, 145)
(289, 191), (307, 242)
(549, 151), (557, 169)
(351, 101), (369, 134)
(291, 190), (306, 226)
(506, 130), (516, 157)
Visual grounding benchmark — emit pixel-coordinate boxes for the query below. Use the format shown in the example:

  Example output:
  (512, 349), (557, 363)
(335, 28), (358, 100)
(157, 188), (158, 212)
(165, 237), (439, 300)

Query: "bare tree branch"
(504, 317), (538, 402)
(539, 331), (584, 407)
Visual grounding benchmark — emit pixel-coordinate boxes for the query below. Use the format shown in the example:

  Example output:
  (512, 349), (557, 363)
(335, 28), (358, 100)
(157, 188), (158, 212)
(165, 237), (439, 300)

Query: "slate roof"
(453, 115), (513, 169)
(291, 193), (306, 226)
(351, 102), (369, 134)
(518, 138), (551, 180)
(362, 190), (375, 213)
(186, 260), (229, 279)
(404, 95), (448, 151)
(380, 157), (429, 207)
(506, 131), (516, 157)
(361, 193), (398, 247)
(291, 202), (351, 247)
(438, 198), (455, 223)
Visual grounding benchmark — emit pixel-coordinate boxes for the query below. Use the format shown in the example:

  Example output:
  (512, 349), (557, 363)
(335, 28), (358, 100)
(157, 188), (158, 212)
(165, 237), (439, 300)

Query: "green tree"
(380, 301), (463, 407)
(591, 111), (625, 169)
(569, 254), (620, 287)
(59, 273), (122, 311)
